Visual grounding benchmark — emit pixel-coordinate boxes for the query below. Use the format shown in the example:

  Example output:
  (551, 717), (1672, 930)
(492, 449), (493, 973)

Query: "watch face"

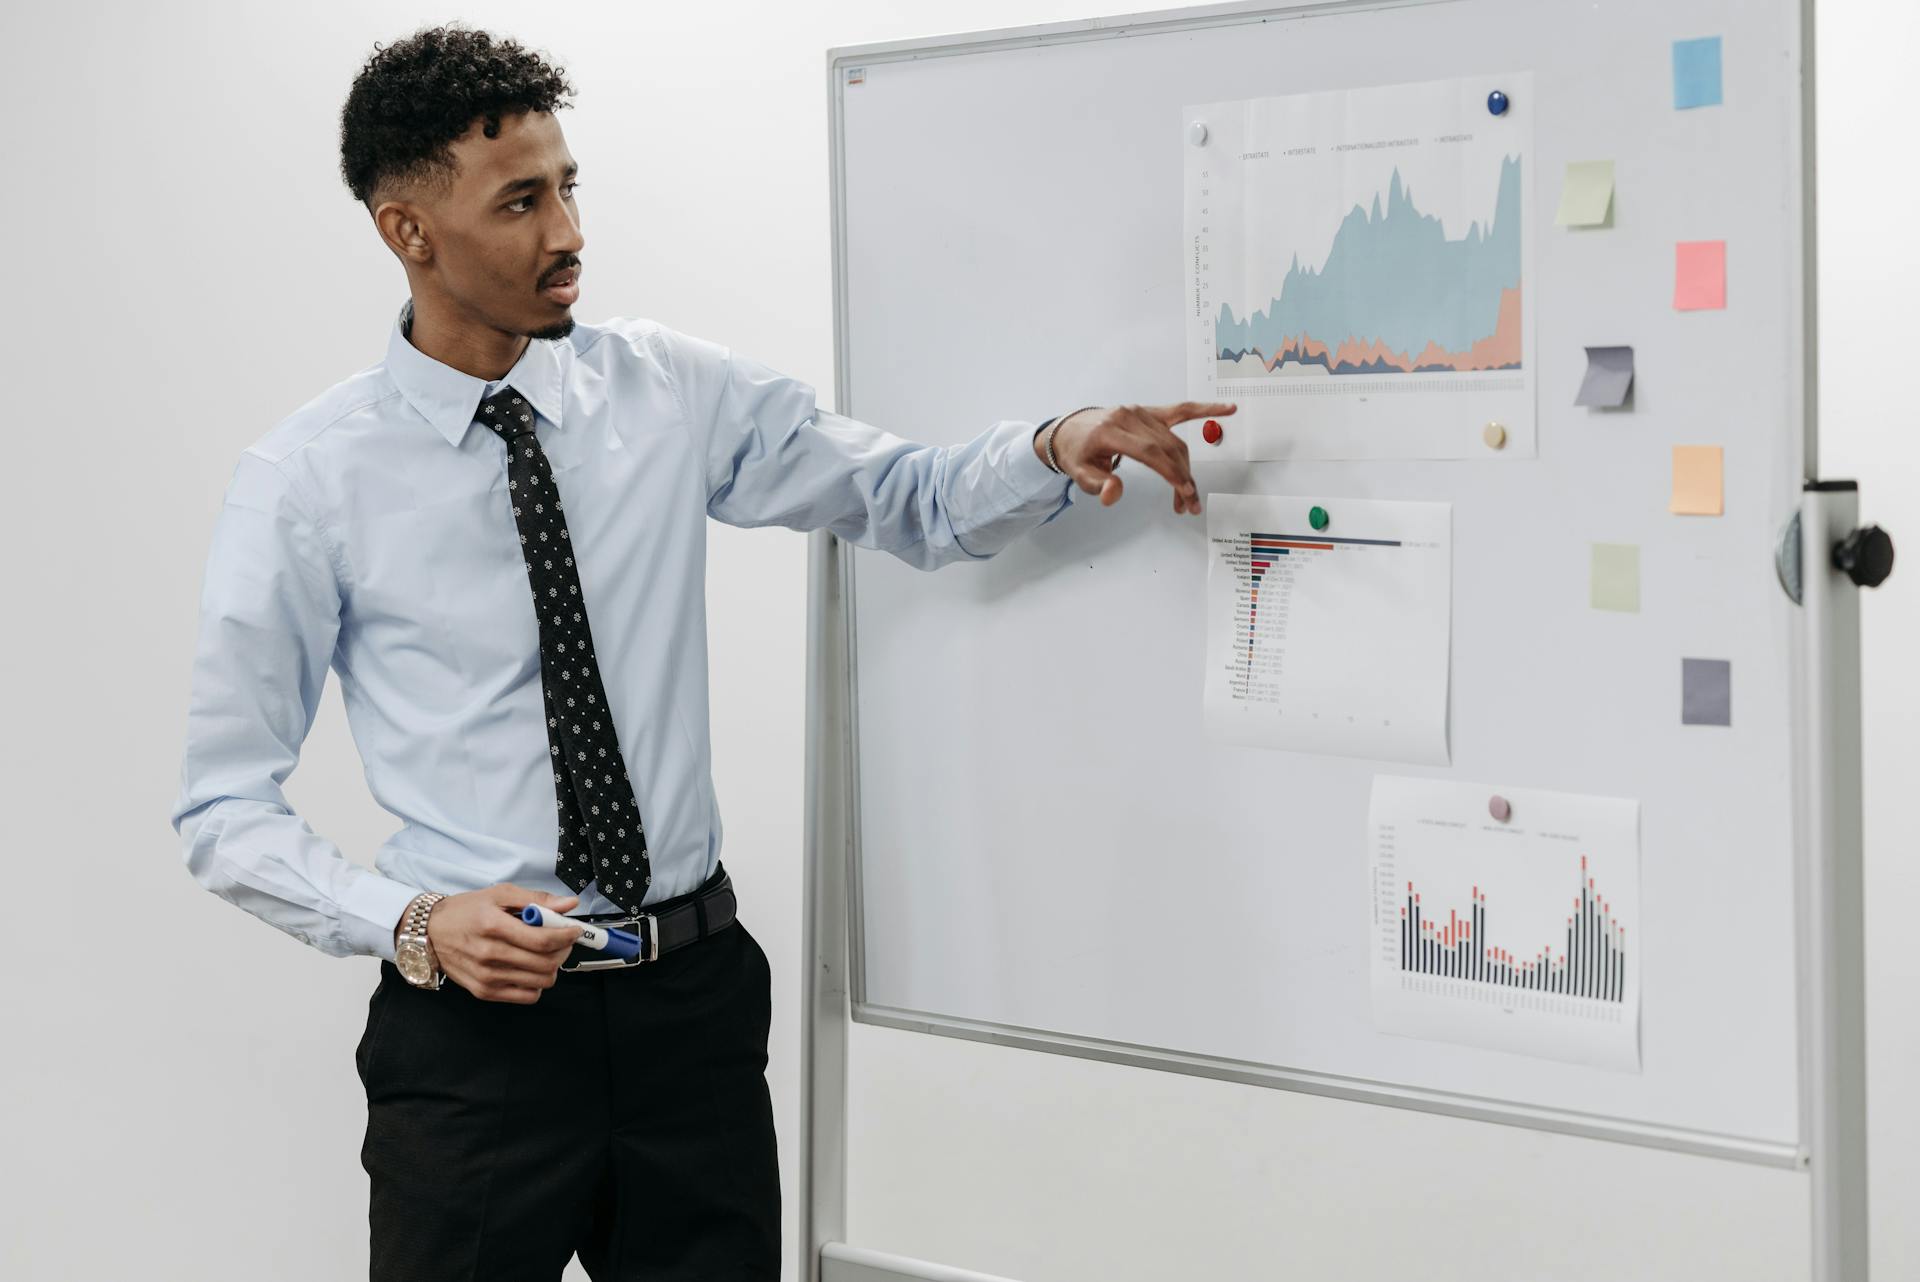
(396, 940), (429, 984)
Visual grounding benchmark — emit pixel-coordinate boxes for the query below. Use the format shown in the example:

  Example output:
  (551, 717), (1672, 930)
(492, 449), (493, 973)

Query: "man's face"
(387, 109), (585, 341)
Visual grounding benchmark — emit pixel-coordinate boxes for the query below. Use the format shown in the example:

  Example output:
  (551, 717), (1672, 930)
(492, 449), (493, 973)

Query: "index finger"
(492, 911), (585, 954)
(1149, 401), (1238, 427)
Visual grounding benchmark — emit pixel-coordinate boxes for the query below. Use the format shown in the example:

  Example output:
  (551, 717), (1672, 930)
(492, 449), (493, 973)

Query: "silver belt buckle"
(567, 914), (658, 971)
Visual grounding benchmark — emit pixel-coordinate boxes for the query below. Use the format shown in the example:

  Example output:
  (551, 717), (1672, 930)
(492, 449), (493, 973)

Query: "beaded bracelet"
(1042, 405), (1102, 475)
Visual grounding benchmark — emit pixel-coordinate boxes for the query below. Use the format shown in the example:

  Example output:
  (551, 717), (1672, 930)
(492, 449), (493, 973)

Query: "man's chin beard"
(528, 315), (576, 342)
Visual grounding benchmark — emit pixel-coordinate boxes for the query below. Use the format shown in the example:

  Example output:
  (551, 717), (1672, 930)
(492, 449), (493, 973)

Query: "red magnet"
(1202, 419), (1223, 445)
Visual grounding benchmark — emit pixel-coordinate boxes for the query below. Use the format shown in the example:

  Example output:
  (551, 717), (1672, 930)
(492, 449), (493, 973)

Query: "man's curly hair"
(339, 23), (576, 210)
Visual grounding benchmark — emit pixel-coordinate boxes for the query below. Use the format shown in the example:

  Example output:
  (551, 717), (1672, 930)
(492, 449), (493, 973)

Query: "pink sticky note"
(1675, 240), (1727, 310)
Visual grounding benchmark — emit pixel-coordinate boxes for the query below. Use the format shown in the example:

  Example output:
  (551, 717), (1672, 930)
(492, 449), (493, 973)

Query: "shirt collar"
(385, 296), (566, 447)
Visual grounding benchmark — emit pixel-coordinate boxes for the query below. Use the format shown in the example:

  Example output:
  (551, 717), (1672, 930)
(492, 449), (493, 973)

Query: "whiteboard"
(832, 0), (1812, 1163)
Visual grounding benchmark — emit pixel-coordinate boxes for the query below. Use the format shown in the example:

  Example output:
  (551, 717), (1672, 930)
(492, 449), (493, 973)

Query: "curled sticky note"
(1556, 160), (1615, 228)
(1575, 346), (1635, 409)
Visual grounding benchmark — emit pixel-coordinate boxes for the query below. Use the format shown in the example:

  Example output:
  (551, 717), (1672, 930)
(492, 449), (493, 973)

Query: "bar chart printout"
(1369, 776), (1642, 1072)
(1204, 494), (1450, 765)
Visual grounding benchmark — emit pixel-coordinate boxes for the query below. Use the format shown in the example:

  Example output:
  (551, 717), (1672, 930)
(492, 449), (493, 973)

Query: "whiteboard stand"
(1800, 482), (1872, 1282)
(795, 4), (1886, 1280)
(801, 526), (853, 1282)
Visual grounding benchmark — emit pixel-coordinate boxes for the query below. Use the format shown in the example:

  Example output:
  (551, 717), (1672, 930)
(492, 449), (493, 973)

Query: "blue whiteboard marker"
(521, 904), (642, 960)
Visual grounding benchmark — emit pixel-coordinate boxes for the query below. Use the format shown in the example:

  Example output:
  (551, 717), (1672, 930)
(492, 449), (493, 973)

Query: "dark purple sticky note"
(1682, 658), (1731, 726)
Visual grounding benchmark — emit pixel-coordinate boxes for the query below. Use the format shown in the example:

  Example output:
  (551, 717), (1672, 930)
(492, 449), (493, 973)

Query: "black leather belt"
(559, 865), (737, 972)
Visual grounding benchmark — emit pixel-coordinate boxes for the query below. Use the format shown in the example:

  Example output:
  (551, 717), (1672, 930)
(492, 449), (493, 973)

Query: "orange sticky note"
(1671, 445), (1724, 515)
(1675, 241), (1727, 310)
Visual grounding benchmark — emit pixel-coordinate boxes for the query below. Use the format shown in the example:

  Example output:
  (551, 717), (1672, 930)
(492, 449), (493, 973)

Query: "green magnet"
(1308, 506), (1330, 531)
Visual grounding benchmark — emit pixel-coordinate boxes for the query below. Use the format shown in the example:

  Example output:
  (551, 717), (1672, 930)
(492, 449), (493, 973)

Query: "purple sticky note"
(1576, 345), (1635, 408)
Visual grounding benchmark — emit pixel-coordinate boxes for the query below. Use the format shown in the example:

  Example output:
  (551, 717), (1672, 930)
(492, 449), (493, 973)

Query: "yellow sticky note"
(1671, 445), (1724, 515)
(1591, 543), (1640, 613)
(1556, 160), (1615, 227)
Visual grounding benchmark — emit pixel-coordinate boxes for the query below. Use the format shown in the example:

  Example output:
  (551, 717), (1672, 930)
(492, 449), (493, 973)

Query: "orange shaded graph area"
(1236, 286), (1522, 377)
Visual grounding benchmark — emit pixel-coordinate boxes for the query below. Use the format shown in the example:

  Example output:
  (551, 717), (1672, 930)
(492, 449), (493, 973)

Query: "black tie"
(477, 386), (652, 912)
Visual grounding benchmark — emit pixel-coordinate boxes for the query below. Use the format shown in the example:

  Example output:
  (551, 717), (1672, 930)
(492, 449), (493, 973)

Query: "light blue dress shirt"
(169, 297), (1075, 962)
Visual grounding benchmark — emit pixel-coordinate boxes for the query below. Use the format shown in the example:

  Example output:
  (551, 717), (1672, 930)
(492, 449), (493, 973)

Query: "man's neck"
(403, 294), (529, 382)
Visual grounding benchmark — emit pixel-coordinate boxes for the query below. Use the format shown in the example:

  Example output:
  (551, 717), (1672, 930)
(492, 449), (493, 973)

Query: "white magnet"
(1189, 120), (1208, 146)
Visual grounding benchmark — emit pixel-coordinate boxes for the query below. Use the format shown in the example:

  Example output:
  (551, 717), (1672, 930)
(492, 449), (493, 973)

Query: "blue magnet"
(1487, 89), (1509, 117)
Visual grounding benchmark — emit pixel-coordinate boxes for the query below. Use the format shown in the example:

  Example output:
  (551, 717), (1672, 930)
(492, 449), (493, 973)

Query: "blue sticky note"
(1673, 36), (1723, 109)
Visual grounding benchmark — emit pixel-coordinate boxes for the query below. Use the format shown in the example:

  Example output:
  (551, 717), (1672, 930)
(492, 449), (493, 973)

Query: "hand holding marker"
(521, 903), (642, 962)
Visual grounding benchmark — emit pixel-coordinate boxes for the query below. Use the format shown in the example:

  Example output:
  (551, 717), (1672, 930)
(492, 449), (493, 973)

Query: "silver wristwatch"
(394, 891), (448, 989)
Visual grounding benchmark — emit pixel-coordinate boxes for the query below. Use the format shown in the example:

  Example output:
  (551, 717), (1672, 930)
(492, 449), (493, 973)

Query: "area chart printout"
(1204, 495), (1449, 765)
(1184, 74), (1535, 459)
(1369, 776), (1642, 1073)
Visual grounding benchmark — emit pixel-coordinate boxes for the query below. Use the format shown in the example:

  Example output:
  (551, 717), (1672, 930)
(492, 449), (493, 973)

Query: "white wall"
(0, 2), (1907, 1280)
(1816, 0), (1920, 1273)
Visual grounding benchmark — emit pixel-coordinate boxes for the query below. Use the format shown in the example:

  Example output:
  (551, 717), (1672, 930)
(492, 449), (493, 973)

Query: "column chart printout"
(1203, 494), (1450, 765)
(1369, 776), (1643, 1073)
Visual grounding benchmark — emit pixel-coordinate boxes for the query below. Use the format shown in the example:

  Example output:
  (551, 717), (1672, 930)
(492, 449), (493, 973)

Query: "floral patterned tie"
(477, 387), (651, 912)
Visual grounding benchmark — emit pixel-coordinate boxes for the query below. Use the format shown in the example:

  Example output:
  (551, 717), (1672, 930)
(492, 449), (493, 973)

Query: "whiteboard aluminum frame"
(804, 1), (1861, 1279)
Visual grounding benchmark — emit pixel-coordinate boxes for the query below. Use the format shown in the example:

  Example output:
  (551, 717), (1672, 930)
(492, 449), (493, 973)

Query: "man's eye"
(508, 183), (580, 212)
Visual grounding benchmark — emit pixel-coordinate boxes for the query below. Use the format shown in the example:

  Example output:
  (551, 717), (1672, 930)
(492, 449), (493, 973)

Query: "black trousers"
(355, 870), (780, 1281)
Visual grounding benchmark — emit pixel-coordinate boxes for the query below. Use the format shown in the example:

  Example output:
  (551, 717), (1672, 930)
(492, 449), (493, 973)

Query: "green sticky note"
(1556, 160), (1614, 228)
(1591, 543), (1640, 612)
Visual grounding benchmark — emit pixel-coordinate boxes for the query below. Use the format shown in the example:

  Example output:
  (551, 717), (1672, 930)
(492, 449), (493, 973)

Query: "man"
(168, 22), (1232, 1282)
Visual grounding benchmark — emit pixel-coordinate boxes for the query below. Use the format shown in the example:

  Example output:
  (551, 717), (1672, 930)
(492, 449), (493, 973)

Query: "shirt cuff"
(1000, 417), (1075, 507)
(339, 869), (427, 962)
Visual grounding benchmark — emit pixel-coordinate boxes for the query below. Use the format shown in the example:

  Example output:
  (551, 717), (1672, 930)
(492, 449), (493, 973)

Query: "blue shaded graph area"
(1216, 155), (1523, 369)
